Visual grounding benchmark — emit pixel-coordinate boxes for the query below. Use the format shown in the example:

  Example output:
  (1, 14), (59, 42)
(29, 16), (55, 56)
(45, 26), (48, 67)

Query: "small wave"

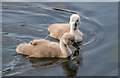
(2, 10), (49, 17)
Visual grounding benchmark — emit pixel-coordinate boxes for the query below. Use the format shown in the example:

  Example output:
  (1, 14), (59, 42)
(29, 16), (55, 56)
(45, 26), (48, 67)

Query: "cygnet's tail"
(16, 43), (28, 54)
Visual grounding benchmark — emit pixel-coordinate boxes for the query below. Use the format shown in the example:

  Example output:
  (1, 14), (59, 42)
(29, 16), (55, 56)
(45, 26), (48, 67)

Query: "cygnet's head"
(62, 33), (75, 45)
(69, 14), (81, 30)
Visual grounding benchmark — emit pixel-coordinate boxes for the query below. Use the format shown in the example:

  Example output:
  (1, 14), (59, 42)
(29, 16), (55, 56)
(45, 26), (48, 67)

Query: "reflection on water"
(61, 56), (82, 77)
(2, 2), (118, 76)
(18, 51), (82, 77)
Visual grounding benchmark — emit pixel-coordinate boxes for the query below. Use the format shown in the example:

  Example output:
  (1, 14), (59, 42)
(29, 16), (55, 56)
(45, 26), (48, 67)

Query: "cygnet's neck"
(60, 39), (72, 57)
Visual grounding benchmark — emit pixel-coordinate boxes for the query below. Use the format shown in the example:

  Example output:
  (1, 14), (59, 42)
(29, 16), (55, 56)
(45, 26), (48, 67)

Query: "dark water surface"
(2, 2), (118, 76)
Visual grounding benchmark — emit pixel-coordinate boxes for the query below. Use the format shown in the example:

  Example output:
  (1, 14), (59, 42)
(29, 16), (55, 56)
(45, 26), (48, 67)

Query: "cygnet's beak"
(74, 22), (77, 30)
(74, 20), (80, 30)
(72, 42), (80, 49)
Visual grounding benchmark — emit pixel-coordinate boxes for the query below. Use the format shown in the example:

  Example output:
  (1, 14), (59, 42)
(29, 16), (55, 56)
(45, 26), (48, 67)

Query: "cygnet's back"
(16, 39), (62, 58)
(48, 23), (70, 40)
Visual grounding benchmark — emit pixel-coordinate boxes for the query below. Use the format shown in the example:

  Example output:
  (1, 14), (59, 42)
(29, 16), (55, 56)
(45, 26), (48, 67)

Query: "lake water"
(2, 2), (118, 77)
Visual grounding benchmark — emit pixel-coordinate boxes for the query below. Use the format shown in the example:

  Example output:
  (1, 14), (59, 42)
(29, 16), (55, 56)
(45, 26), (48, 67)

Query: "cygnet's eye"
(76, 20), (79, 22)
(70, 39), (74, 42)
(71, 39), (74, 42)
